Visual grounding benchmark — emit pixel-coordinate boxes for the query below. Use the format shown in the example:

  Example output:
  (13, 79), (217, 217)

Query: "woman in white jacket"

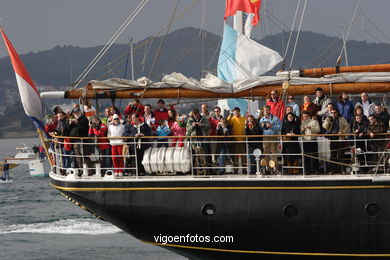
(107, 114), (125, 175)
(300, 111), (321, 174)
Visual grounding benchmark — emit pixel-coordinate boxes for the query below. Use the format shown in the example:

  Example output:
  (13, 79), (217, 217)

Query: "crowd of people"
(45, 88), (390, 177)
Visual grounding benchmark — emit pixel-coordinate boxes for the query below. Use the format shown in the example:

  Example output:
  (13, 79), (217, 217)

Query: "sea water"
(0, 138), (184, 260)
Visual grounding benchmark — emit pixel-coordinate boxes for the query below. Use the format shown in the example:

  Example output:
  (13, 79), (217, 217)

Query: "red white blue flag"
(0, 28), (44, 130)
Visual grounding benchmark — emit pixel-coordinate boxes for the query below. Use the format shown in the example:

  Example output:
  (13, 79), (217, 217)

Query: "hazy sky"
(1, 0), (390, 58)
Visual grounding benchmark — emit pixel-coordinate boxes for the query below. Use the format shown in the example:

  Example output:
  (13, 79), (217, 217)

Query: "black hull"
(50, 175), (390, 259)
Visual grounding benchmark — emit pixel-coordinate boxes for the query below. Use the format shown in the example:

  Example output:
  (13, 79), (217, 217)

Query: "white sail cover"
(88, 72), (390, 93)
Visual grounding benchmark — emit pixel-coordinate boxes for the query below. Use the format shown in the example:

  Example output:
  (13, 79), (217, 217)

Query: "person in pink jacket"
(171, 114), (187, 147)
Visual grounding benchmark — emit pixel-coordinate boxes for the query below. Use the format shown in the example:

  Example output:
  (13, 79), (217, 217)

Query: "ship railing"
(48, 133), (390, 179)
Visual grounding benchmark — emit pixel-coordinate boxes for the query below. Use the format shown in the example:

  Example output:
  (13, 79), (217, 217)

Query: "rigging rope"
(289, 0), (307, 69)
(71, 0), (150, 89)
(337, 0), (361, 66)
(148, 0), (181, 81)
(283, 0), (300, 60)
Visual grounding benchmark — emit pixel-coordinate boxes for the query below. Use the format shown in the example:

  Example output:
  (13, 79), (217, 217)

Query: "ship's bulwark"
(51, 177), (390, 259)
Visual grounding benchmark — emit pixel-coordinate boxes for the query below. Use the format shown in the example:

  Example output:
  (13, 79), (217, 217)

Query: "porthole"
(365, 203), (380, 217)
(283, 205), (298, 218)
(201, 204), (216, 217)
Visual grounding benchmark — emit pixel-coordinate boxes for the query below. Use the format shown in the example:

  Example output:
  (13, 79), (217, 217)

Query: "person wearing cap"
(286, 95), (300, 118)
(107, 114), (125, 176)
(266, 90), (285, 120)
(227, 107), (246, 173)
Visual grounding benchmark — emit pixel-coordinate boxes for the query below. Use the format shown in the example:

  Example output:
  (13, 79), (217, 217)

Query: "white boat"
(7, 145), (49, 177)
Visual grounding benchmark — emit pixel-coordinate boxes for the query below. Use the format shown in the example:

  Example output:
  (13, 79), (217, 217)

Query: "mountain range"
(0, 26), (389, 133)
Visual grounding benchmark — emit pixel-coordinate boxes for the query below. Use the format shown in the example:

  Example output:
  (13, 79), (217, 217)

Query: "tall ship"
(3, 0), (390, 259)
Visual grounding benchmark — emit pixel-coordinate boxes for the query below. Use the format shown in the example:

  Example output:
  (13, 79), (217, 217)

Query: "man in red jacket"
(89, 116), (111, 174)
(124, 99), (144, 117)
(266, 90), (285, 120)
(154, 99), (169, 123)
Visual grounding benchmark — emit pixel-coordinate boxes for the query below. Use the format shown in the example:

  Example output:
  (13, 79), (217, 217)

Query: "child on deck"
(171, 114), (187, 147)
(156, 120), (171, 147)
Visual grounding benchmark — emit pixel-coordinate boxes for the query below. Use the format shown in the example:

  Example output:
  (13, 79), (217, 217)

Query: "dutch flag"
(0, 28), (44, 130)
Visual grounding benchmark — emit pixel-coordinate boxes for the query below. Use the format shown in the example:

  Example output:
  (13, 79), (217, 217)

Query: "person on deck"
(286, 95), (300, 118)
(266, 90), (285, 120)
(281, 112), (301, 174)
(259, 105), (282, 173)
(69, 108), (93, 175)
(314, 87), (332, 125)
(226, 107), (246, 173)
(372, 103), (390, 131)
(216, 118), (233, 174)
(156, 120), (171, 147)
(83, 99), (96, 123)
(89, 116), (111, 174)
(132, 113), (152, 175)
(355, 92), (375, 118)
(171, 114), (187, 147)
(300, 111), (321, 174)
(322, 109), (350, 174)
(245, 114), (262, 174)
(124, 99), (144, 117)
(300, 95), (319, 119)
(367, 115), (387, 170)
(107, 114), (125, 176)
(201, 103), (211, 119)
(142, 104), (156, 134)
(101, 107), (112, 126)
(154, 99), (169, 123)
(336, 92), (354, 123)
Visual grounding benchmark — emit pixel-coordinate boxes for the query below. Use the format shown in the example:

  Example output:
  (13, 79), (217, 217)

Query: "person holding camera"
(259, 105), (282, 173)
(245, 115), (262, 174)
(322, 109), (350, 174)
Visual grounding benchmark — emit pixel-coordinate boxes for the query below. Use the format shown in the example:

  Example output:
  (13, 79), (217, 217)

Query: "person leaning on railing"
(55, 111), (71, 173)
(366, 115), (387, 171)
(300, 111), (321, 174)
(245, 115), (262, 174)
(281, 112), (301, 174)
(351, 113), (368, 173)
(226, 107), (246, 173)
(216, 118), (233, 175)
(89, 116), (112, 175)
(130, 113), (152, 176)
(259, 105), (282, 173)
(107, 114), (125, 176)
(186, 108), (212, 173)
(69, 108), (94, 176)
(322, 109), (350, 174)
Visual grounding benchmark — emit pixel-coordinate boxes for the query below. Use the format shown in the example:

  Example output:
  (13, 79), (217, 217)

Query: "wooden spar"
(301, 64), (390, 77)
(65, 81), (390, 99)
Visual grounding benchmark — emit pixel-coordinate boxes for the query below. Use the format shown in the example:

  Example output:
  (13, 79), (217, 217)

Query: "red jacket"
(88, 124), (110, 150)
(124, 104), (144, 117)
(266, 99), (285, 120)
